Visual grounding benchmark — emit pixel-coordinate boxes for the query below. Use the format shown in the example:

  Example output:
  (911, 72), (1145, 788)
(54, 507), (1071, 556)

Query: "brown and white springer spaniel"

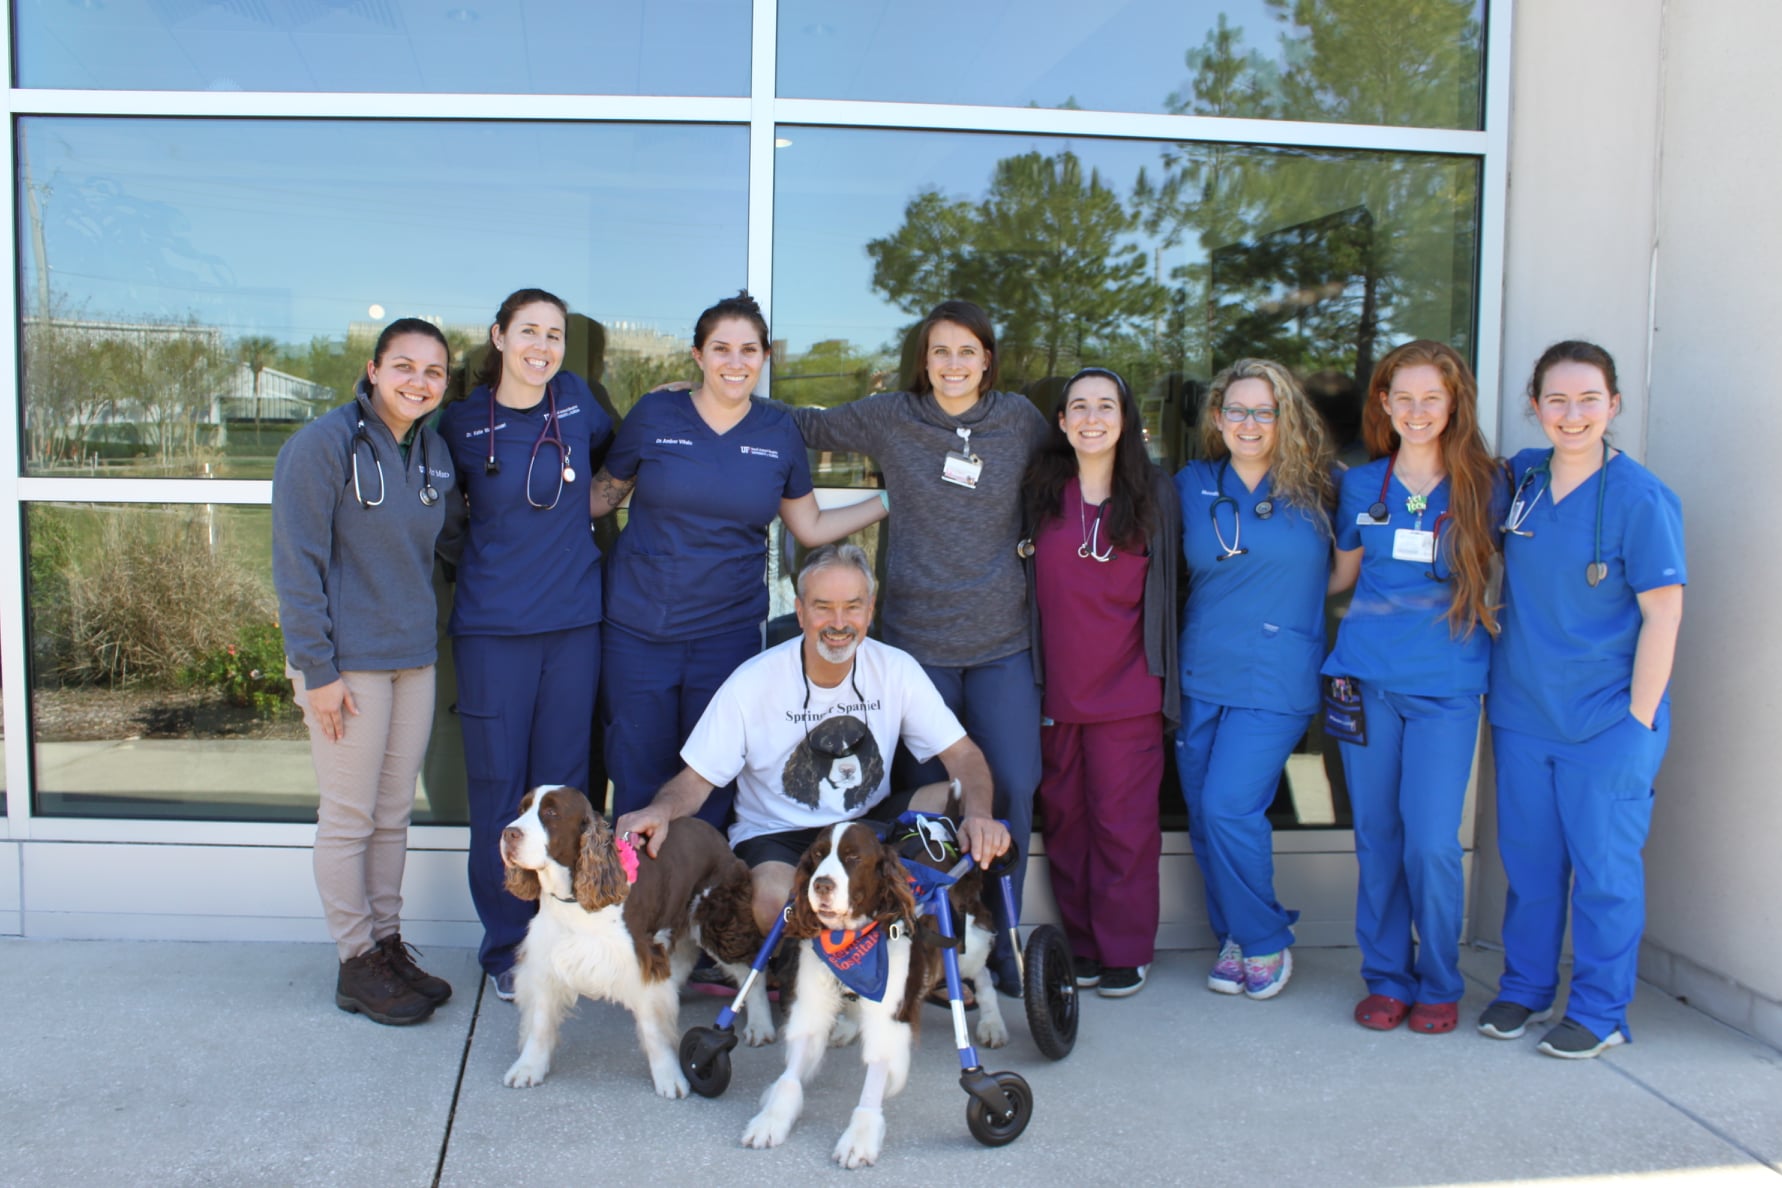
(740, 819), (1005, 1168)
(499, 785), (763, 1098)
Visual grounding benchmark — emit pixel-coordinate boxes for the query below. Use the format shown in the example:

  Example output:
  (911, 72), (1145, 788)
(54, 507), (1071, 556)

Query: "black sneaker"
(1073, 956), (1103, 988)
(1097, 965), (1148, 998)
(377, 933), (452, 1004)
(336, 947), (435, 1026)
(1537, 1017), (1626, 1059)
(1476, 999), (1553, 1040)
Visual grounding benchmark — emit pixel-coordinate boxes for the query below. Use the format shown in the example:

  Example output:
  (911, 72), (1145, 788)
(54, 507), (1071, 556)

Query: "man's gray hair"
(796, 542), (877, 603)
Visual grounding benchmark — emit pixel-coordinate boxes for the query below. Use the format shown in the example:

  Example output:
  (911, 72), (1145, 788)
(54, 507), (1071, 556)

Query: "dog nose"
(812, 875), (835, 898)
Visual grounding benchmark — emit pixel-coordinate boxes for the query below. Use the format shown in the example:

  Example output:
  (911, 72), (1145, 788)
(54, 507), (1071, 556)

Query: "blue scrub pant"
(1340, 685), (1480, 1004)
(894, 649), (1041, 930)
(1174, 698), (1308, 956)
(454, 625), (599, 977)
(601, 620), (758, 827)
(1492, 705), (1669, 1041)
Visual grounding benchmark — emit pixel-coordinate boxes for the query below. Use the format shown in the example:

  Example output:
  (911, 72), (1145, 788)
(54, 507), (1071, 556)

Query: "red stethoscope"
(1367, 451), (1452, 581)
(485, 379), (575, 511)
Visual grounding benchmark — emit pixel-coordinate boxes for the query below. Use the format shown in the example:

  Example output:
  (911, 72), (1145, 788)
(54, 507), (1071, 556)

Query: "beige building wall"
(1480, 0), (1782, 1049)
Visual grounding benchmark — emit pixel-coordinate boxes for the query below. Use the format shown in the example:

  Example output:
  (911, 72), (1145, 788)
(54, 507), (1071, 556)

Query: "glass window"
(778, 0), (1485, 130)
(15, 0), (749, 95)
(18, 116), (749, 479)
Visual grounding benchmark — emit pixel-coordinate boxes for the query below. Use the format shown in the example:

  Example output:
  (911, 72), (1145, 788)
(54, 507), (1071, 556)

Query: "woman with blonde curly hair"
(1174, 358), (1334, 1001)
(1324, 340), (1506, 1035)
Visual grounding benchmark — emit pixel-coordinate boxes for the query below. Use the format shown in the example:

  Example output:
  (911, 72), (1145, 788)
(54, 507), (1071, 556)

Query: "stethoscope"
(1366, 450), (1451, 579)
(1210, 459), (1273, 562)
(352, 413), (439, 510)
(1499, 441), (1610, 587)
(485, 380), (576, 511)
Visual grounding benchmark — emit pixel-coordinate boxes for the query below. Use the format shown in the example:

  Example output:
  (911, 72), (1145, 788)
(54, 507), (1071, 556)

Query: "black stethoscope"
(1499, 441), (1610, 587)
(1210, 459), (1273, 562)
(1366, 450), (1451, 579)
(352, 413), (439, 510)
(485, 380), (576, 511)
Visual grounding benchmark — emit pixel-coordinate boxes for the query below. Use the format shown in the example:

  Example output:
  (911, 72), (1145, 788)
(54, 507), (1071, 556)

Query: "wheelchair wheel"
(1022, 924), (1078, 1060)
(964, 1071), (1032, 1147)
(679, 1027), (733, 1098)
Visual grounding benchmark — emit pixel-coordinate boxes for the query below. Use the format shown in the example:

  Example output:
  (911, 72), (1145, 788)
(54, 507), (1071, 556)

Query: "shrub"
(183, 622), (291, 718)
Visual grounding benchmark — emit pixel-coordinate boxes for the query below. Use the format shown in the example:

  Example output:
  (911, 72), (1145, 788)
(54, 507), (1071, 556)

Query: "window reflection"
(16, 0), (750, 95)
(779, 0), (1485, 130)
(17, 117), (749, 479)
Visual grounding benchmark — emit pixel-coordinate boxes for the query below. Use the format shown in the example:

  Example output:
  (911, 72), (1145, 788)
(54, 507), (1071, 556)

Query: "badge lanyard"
(941, 425), (981, 489)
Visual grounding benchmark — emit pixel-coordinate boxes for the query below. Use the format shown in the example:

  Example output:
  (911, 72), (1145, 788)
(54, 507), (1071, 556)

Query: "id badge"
(1393, 528), (1435, 563)
(942, 450), (982, 489)
(1358, 511), (1388, 526)
(1322, 675), (1366, 746)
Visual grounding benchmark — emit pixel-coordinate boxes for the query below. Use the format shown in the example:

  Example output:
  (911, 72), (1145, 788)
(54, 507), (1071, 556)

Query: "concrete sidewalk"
(1, 940), (1777, 1187)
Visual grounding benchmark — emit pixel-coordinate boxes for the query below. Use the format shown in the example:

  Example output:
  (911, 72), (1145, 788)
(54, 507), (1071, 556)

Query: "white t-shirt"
(681, 636), (967, 847)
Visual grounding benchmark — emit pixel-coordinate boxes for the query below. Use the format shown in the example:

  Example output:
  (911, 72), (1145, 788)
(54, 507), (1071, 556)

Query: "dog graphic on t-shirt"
(782, 715), (885, 813)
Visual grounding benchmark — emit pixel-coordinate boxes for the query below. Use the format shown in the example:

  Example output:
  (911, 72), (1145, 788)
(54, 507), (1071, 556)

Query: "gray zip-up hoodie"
(792, 389), (1050, 669)
(272, 383), (457, 690)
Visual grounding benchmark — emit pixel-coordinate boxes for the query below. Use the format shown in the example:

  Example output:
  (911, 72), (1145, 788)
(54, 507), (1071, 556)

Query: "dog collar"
(614, 833), (640, 885)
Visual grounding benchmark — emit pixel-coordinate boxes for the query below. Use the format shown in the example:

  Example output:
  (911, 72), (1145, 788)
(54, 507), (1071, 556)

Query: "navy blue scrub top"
(1487, 447), (1686, 744)
(440, 373), (612, 637)
(1323, 457), (1509, 698)
(602, 389), (814, 641)
(1176, 458), (1331, 716)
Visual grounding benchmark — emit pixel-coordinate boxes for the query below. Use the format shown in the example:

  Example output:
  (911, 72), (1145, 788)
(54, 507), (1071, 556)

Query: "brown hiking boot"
(336, 945), (435, 1025)
(377, 933), (453, 1004)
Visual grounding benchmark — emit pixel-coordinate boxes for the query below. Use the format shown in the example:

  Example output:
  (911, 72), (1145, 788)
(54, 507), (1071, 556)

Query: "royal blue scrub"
(1323, 459), (1506, 1006)
(440, 373), (612, 979)
(600, 389), (815, 824)
(1174, 459), (1328, 957)
(1487, 447), (1686, 1041)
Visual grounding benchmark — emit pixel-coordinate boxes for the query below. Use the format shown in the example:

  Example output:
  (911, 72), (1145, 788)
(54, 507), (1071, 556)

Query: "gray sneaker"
(491, 969), (517, 1003)
(1537, 1017), (1626, 1059)
(1476, 999), (1553, 1039)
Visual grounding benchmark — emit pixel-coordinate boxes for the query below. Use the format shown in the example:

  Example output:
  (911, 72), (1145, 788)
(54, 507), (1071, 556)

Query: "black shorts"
(731, 787), (920, 870)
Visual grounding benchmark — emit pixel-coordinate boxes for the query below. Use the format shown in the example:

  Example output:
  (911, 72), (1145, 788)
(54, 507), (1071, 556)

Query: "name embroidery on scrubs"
(654, 437), (694, 446)
(740, 445), (780, 459)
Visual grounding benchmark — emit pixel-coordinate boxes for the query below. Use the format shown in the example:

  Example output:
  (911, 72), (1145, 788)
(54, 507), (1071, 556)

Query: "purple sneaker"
(1243, 949), (1292, 1000)
(1208, 939), (1245, 995)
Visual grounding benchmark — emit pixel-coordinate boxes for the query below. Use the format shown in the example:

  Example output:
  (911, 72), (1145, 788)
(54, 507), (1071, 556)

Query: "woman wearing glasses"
(590, 292), (886, 828)
(1322, 341), (1504, 1035)
(1174, 358), (1335, 1001)
(274, 318), (458, 1025)
(438, 287), (614, 1001)
(1021, 367), (1178, 999)
(1478, 341), (1685, 1058)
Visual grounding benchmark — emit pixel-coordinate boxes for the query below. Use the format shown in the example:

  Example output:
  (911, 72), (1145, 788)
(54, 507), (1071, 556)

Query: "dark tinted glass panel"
(16, 0), (749, 95)
(779, 0), (1485, 130)
(18, 117), (747, 479)
(773, 125), (1482, 828)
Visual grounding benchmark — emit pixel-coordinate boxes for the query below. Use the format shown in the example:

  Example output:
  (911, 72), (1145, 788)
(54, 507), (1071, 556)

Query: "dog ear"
(574, 813), (629, 911)
(871, 839), (918, 925)
(783, 846), (825, 940)
(504, 864), (542, 902)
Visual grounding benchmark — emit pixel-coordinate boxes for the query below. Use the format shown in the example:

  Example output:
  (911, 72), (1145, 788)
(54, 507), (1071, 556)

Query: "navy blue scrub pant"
(601, 620), (758, 827)
(1174, 698), (1308, 957)
(1491, 704), (1668, 1041)
(454, 624), (599, 978)
(894, 649), (1042, 935)
(1340, 685), (1480, 1005)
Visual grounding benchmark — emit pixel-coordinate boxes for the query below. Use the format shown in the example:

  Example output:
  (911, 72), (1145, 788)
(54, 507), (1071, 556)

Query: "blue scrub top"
(440, 373), (612, 636)
(1487, 447), (1686, 743)
(602, 388), (814, 641)
(1323, 457), (1508, 697)
(1176, 458), (1331, 716)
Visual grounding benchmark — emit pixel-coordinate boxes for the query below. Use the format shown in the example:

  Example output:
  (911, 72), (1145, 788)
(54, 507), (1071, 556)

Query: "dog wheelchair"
(677, 813), (1077, 1147)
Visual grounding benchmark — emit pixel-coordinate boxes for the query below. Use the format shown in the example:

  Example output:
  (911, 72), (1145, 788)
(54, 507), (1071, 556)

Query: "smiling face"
(924, 320), (990, 408)
(365, 332), (449, 438)
(691, 315), (767, 405)
(1060, 374), (1123, 461)
(1382, 362), (1452, 449)
(1534, 359), (1620, 460)
(1219, 376), (1279, 466)
(491, 300), (566, 394)
(796, 563), (873, 667)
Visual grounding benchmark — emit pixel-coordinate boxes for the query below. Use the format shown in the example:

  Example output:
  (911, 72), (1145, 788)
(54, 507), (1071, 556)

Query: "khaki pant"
(291, 665), (436, 960)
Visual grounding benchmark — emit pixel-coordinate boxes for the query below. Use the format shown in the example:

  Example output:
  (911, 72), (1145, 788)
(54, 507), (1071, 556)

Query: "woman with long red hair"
(1324, 340), (1505, 1035)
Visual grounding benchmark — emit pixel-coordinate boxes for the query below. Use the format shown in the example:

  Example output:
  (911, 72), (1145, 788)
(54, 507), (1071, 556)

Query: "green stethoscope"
(1499, 440), (1611, 587)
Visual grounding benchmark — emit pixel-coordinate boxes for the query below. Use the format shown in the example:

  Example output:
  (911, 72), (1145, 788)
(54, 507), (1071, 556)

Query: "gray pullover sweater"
(792, 389), (1050, 669)
(272, 384), (457, 689)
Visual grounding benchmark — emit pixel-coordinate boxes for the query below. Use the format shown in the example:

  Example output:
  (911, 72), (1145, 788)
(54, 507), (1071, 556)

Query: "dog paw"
(975, 1013), (1010, 1049)
(741, 1014), (777, 1047)
(832, 1108), (885, 1169)
(741, 1110), (791, 1150)
(828, 1014), (861, 1048)
(650, 1068), (691, 1100)
(503, 1058), (549, 1088)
